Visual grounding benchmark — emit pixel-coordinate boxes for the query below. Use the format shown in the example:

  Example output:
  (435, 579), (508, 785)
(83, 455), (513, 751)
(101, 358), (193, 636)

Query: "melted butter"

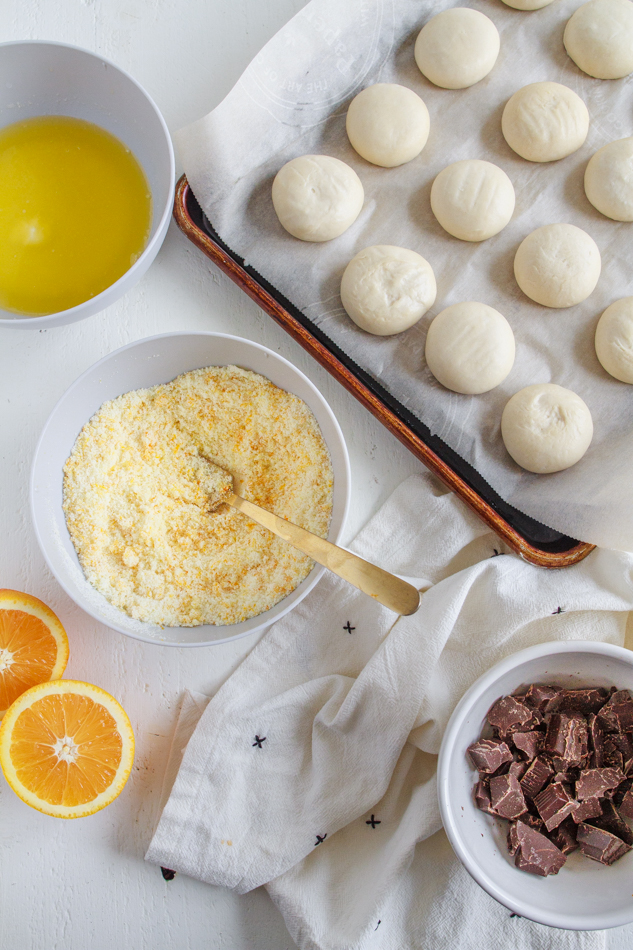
(0, 115), (152, 316)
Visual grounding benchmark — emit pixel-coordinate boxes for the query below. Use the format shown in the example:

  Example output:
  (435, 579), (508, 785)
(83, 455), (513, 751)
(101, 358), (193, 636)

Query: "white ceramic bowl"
(0, 40), (174, 328)
(438, 640), (633, 931)
(30, 332), (350, 646)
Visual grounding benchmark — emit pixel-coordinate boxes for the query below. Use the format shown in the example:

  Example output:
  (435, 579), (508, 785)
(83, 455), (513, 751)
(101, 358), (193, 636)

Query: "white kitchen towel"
(146, 472), (633, 950)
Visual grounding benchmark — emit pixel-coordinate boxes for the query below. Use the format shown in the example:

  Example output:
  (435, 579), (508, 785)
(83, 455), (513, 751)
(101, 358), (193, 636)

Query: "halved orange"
(0, 589), (69, 717)
(0, 679), (135, 818)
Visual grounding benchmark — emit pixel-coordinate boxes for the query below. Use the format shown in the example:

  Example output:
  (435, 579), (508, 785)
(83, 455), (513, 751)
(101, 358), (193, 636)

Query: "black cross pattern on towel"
(314, 834), (327, 846)
(343, 621), (355, 634)
(252, 735), (266, 748)
(365, 814), (381, 828)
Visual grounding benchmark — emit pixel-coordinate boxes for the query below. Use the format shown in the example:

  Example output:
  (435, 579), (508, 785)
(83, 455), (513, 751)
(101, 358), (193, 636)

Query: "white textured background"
(0, 1), (631, 947)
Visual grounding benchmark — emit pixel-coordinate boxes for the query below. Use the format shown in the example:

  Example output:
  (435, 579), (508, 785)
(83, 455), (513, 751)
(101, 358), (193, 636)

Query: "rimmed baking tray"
(173, 174), (595, 569)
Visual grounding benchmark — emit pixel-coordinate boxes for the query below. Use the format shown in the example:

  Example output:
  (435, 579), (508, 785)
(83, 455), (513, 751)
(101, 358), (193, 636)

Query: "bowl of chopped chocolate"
(438, 640), (633, 930)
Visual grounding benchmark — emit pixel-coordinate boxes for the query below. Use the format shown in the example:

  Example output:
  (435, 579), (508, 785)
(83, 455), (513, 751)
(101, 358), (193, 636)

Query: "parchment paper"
(178, 0), (633, 552)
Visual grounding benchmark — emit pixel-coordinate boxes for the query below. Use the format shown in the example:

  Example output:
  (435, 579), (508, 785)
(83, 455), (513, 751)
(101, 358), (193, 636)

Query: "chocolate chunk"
(544, 714), (587, 768)
(490, 773), (528, 820)
(507, 821), (521, 856)
(513, 730), (541, 761)
(576, 767), (625, 801)
(467, 739), (514, 774)
(590, 800), (633, 846)
(474, 780), (496, 815)
(524, 684), (561, 712)
(606, 733), (633, 774)
(612, 777), (633, 806)
(509, 760), (528, 781)
(572, 797), (603, 823)
(618, 787), (633, 820)
(548, 816), (578, 855)
(598, 690), (633, 733)
(577, 822), (632, 865)
(514, 823), (566, 876)
(534, 782), (578, 831)
(521, 756), (554, 800)
(588, 714), (605, 768)
(557, 688), (609, 715)
(487, 695), (533, 735)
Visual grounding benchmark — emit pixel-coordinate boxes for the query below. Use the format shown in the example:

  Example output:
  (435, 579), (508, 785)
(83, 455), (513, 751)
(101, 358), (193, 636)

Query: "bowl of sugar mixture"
(30, 333), (350, 646)
(0, 41), (174, 328)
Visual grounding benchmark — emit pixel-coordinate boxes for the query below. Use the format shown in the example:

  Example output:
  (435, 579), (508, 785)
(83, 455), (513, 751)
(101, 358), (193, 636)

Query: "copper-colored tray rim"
(173, 175), (595, 569)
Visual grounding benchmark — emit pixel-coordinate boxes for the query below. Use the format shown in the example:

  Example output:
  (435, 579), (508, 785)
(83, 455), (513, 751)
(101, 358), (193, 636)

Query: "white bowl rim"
(438, 639), (633, 931)
(30, 330), (351, 647)
(0, 38), (175, 329)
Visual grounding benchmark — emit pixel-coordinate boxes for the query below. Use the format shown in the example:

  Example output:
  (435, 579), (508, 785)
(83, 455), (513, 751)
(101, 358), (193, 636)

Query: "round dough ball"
(595, 297), (633, 382)
(430, 159), (515, 242)
(414, 8), (500, 89)
(341, 245), (436, 336)
(425, 302), (515, 394)
(499, 0), (556, 9)
(514, 224), (601, 308)
(272, 155), (364, 242)
(501, 82), (589, 163)
(584, 137), (633, 221)
(501, 384), (593, 473)
(345, 84), (430, 168)
(564, 0), (633, 79)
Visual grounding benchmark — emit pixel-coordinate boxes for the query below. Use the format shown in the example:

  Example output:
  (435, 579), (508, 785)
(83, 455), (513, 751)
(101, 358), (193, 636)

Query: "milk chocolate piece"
(576, 767), (625, 801)
(577, 822), (631, 865)
(490, 773), (527, 820)
(487, 695), (532, 735)
(467, 739), (513, 774)
(534, 782), (578, 831)
(558, 688), (609, 715)
(544, 714), (587, 768)
(524, 684), (561, 712)
(606, 734), (633, 773)
(572, 797), (602, 823)
(521, 757), (554, 800)
(612, 777), (632, 806)
(618, 787), (633, 820)
(513, 730), (541, 761)
(588, 714), (605, 768)
(509, 760), (528, 781)
(598, 690), (633, 733)
(590, 800), (633, 846)
(514, 823), (566, 876)
(549, 817), (578, 855)
(474, 780), (496, 815)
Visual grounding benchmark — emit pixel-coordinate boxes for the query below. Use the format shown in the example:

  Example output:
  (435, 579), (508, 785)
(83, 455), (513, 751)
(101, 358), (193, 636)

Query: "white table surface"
(1, 1), (632, 947)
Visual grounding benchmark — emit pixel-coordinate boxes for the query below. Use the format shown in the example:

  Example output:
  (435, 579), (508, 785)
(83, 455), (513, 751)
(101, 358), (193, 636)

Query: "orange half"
(0, 679), (135, 818)
(0, 589), (69, 717)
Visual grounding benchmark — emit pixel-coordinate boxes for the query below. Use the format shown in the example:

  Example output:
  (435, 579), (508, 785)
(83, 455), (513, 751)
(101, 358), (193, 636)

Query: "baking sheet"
(177, 0), (633, 552)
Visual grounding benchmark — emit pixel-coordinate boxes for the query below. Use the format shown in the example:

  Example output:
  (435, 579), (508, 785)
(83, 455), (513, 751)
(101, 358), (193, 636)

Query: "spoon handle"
(227, 493), (420, 616)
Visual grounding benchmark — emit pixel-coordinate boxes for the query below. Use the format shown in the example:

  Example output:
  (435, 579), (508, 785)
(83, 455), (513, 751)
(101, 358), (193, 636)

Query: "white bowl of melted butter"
(30, 332), (350, 646)
(0, 41), (174, 328)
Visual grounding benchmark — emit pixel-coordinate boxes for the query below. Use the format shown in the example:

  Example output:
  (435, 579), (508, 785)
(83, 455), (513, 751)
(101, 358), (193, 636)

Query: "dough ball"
(584, 137), (633, 221)
(501, 384), (593, 473)
(595, 297), (633, 382)
(414, 8), (500, 89)
(425, 302), (515, 394)
(341, 245), (436, 336)
(272, 155), (364, 242)
(514, 224), (601, 308)
(499, 0), (556, 9)
(564, 0), (633, 79)
(346, 84), (430, 168)
(501, 82), (589, 162)
(430, 159), (515, 242)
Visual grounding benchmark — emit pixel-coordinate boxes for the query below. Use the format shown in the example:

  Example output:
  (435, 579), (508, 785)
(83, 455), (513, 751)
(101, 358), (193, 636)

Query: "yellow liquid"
(0, 116), (152, 315)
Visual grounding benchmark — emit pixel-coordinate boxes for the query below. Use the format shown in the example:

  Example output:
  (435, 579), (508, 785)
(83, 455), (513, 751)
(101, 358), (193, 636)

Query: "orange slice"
(0, 680), (135, 818)
(0, 589), (69, 717)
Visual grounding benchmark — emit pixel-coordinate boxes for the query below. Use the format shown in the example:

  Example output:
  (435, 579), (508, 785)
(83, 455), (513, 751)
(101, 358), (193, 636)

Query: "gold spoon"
(200, 459), (420, 617)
